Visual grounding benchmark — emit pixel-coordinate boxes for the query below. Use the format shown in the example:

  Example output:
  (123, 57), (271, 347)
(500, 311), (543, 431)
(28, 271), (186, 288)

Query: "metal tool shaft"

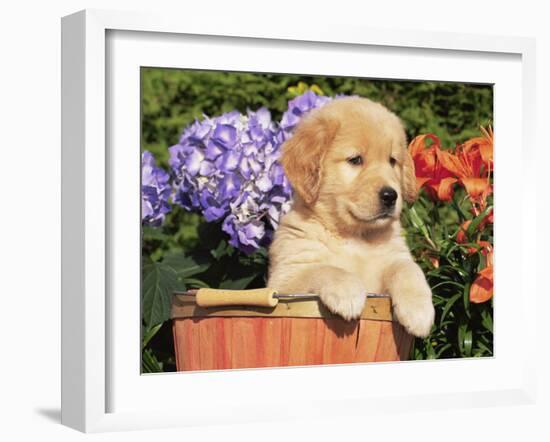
(175, 289), (389, 299)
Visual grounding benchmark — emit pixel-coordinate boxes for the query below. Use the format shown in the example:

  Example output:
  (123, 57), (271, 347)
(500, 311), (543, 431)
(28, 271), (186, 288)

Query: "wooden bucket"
(171, 292), (413, 371)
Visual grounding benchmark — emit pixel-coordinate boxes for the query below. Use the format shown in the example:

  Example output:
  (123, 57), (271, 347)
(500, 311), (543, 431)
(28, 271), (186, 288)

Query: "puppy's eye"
(389, 157), (397, 167)
(347, 155), (363, 166)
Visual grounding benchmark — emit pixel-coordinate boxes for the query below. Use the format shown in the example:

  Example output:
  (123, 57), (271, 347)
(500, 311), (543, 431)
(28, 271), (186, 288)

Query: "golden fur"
(267, 97), (435, 337)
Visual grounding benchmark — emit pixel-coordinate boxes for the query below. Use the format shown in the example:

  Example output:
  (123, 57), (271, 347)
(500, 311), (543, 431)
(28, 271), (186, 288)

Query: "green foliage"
(403, 189), (493, 359)
(141, 68), (494, 372)
(141, 68), (493, 168)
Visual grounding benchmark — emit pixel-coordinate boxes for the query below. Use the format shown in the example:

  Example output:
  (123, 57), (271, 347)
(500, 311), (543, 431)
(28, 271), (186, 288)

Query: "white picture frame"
(61, 9), (537, 433)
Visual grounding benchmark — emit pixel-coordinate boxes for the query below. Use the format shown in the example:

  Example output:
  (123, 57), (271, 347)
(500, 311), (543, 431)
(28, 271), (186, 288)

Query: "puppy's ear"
(281, 112), (338, 205)
(402, 148), (417, 203)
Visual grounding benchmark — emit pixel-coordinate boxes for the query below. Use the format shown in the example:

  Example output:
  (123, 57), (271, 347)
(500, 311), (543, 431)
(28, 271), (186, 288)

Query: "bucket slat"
(198, 317), (217, 370)
(374, 322), (399, 361)
(288, 318), (319, 366)
(354, 320), (382, 363)
(231, 318), (257, 369)
(259, 317), (282, 367)
(321, 319), (358, 364)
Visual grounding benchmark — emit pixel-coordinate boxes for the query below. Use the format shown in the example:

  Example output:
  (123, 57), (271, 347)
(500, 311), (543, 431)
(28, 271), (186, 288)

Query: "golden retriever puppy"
(267, 97), (435, 337)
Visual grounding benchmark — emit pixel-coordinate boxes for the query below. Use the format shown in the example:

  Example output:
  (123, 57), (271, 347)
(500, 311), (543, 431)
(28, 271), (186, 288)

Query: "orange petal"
(463, 137), (485, 151)
(485, 250), (494, 268)
(408, 135), (426, 158)
(457, 220), (471, 244)
(470, 266), (493, 303)
(436, 148), (467, 178)
(408, 134), (440, 158)
(478, 126), (494, 165)
(465, 145), (485, 177)
(436, 177), (458, 201)
(462, 178), (492, 201)
(416, 176), (431, 191)
(417, 149), (437, 174)
(479, 140), (493, 165)
(480, 126), (493, 141)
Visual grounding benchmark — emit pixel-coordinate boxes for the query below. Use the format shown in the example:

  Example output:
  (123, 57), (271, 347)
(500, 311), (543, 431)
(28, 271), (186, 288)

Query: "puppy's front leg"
(279, 266), (367, 321)
(384, 259), (435, 337)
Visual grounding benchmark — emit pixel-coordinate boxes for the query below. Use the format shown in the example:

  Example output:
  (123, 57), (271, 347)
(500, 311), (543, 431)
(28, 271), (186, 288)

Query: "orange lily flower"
(470, 265), (493, 303)
(437, 127), (493, 206)
(408, 134), (457, 201)
(470, 126), (493, 167)
(470, 249), (493, 304)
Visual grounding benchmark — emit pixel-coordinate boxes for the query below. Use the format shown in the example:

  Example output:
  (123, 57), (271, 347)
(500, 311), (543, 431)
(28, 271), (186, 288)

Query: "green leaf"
(219, 273), (258, 290)
(142, 348), (163, 373)
(464, 330), (473, 357)
(458, 323), (473, 357)
(182, 277), (209, 288)
(407, 206), (433, 245)
(481, 309), (493, 333)
(425, 341), (437, 359)
(162, 252), (210, 279)
(450, 195), (469, 221)
(210, 239), (233, 260)
(463, 282), (471, 319)
(433, 262), (470, 279)
(430, 280), (465, 292)
(142, 262), (178, 327)
(475, 339), (493, 356)
(142, 226), (169, 242)
(440, 292), (462, 326)
(435, 343), (452, 358)
(142, 323), (163, 349)
(466, 205), (493, 238)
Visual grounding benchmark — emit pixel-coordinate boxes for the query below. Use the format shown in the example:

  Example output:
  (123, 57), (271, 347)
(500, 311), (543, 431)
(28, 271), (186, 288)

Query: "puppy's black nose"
(379, 186), (398, 207)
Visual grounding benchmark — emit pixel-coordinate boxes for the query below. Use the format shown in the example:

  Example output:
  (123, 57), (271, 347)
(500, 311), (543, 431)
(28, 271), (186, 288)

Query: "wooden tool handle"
(195, 288), (279, 308)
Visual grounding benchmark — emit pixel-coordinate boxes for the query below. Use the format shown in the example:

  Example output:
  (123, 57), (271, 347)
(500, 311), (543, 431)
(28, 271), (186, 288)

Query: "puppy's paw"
(319, 279), (366, 321)
(393, 294), (435, 338)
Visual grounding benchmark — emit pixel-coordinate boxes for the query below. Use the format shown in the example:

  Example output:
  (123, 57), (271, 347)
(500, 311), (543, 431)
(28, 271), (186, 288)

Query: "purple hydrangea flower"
(141, 151), (171, 226)
(279, 90), (332, 139)
(169, 91), (334, 253)
(170, 108), (292, 253)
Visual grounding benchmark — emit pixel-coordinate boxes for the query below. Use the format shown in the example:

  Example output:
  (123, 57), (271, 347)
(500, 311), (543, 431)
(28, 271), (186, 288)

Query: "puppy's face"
(282, 97), (416, 233)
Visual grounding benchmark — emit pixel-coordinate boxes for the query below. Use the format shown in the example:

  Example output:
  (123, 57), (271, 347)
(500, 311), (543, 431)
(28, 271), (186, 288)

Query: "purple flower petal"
(199, 160), (216, 176)
(219, 173), (242, 201)
(269, 164), (286, 186)
(248, 157), (262, 177)
(141, 151), (172, 226)
(239, 156), (252, 179)
(216, 150), (241, 172)
(203, 205), (227, 222)
(237, 220), (265, 248)
(213, 124), (238, 149)
(184, 148), (204, 176)
(218, 110), (241, 125)
(256, 173), (273, 193)
(242, 142), (258, 157)
(204, 140), (224, 160)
